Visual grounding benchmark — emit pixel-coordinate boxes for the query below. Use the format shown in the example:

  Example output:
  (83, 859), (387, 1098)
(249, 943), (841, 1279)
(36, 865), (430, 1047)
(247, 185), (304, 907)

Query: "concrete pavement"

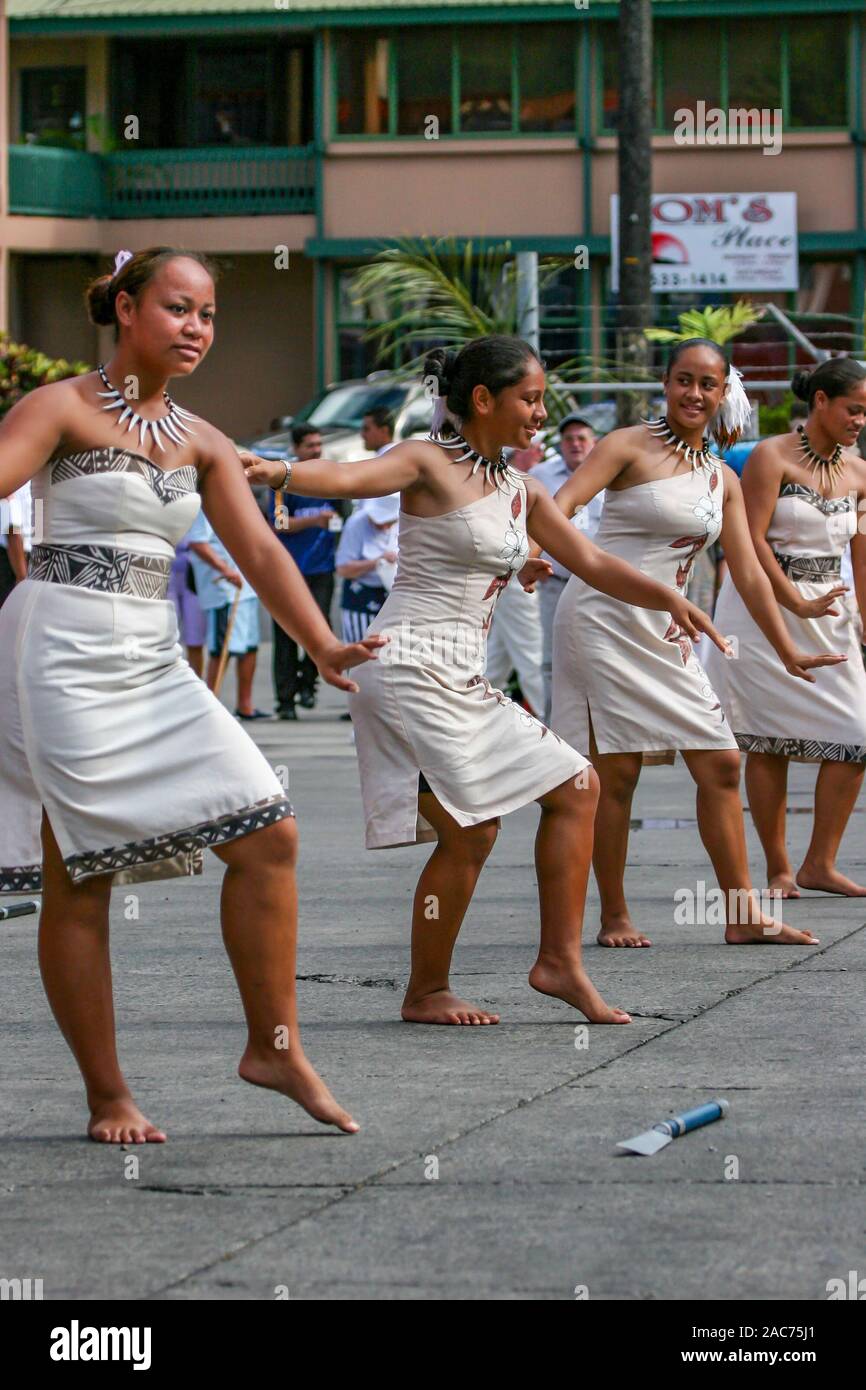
(1, 648), (864, 1301)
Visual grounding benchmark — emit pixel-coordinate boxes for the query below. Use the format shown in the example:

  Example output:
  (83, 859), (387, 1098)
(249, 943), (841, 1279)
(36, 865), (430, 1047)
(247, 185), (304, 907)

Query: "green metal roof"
(8, 0), (579, 14)
(7, 0), (857, 17)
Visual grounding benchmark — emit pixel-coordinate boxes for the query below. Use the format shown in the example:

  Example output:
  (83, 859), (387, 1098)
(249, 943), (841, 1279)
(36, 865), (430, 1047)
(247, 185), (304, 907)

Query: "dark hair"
(363, 406), (395, 433)
(791, 357), (866, 407)
(291, 422), (322, 448)
(789, 399), (809, 422)
(84, 247), (220, 337)
(423, 335), (541, 432)
(665, 337), (729, 375)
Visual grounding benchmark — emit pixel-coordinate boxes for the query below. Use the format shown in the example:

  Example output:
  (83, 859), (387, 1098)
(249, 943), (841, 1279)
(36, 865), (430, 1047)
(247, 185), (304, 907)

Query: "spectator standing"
(187, 510), (267, 720)
(529, 414), (602, 721)
(0, 480), (32, 608)
(336, 493), (400, 642)
(167, 525), (207, 676)
(270, 423), (341, 719)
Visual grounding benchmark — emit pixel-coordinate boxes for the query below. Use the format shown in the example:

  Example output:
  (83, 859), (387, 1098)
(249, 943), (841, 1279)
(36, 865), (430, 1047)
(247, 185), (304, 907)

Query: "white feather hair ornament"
(712, 365), (751, 448)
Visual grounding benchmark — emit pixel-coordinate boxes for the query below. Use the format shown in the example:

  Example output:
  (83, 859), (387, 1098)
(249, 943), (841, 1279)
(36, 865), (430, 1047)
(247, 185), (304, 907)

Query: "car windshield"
(296, 384), (408, 430)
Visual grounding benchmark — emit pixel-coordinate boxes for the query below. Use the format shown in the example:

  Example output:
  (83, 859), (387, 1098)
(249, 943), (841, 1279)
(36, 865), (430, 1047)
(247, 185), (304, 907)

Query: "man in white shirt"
(0, 481), (33, 609)
(529, 414), (603, 723)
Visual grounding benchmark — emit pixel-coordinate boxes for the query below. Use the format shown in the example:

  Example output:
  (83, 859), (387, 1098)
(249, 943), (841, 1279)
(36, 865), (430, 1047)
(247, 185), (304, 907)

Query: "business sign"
(610, 192), (798, 293)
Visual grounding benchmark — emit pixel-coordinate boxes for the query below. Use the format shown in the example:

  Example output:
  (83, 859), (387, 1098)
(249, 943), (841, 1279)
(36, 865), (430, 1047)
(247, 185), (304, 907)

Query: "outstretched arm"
(720, 467), (846, 682)
(240, 442), (422, 500)
(197, 431), (386, 691)
(525, 480), (728, 648)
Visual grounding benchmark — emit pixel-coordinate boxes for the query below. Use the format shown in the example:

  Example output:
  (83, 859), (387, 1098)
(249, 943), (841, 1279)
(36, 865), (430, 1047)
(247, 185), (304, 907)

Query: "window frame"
(19, 64), (87, 149)
(595, 13), (852, 136)
(329, 23), (580, 142)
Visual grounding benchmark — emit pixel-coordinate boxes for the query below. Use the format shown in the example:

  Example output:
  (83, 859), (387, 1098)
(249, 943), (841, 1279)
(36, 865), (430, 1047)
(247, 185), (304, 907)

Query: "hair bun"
(423, 347), (458, 395)
(85, 273), (116, 328)
(790, 369), (812, 402)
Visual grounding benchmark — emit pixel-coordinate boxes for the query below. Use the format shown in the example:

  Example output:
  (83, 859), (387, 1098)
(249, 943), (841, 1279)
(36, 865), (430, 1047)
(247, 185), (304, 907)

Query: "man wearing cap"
(335, 493), (400, 643)
(529, 413), (602, 723)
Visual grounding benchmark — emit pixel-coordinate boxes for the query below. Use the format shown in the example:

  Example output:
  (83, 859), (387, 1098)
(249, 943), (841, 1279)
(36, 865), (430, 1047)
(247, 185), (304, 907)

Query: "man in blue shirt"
(270, 423), (341, 719)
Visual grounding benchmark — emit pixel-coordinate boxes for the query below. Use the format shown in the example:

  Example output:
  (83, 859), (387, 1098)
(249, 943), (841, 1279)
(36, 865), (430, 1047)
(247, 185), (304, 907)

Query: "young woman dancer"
(244, 335), (729, 1027)
(549, 339), (844, 949)
(0, 247), (384, 1140)
(704, 357), (866, 897)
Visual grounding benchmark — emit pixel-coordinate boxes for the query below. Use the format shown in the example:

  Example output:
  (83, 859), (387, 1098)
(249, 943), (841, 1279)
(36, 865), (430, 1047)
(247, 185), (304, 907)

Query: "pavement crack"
(297, 973), (398, 990)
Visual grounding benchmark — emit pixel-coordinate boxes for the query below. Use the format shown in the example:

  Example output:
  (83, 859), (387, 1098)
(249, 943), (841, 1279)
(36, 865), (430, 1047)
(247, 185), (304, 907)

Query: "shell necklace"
(795, 425), (845, 490)
(426, 427), (515, 491)
(96, 363), (198, 452)
(641, 415), (718, 471)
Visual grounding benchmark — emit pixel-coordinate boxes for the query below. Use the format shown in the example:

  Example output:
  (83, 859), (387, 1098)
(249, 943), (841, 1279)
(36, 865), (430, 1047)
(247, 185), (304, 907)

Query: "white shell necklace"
(96, 363), (198, 452)
(426, 427), (516, 491)
(641, 415), (720, 472)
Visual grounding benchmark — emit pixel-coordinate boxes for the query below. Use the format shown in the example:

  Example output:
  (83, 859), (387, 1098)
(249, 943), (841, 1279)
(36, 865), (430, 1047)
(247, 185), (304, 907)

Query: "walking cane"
(213, 586), (242, 698)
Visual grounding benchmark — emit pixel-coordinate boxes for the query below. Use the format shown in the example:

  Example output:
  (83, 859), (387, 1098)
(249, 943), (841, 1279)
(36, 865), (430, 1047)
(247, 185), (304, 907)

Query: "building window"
(397, 29), (453, 136)
(459, 29), (513, 132)
(520, 23), (577, 133)
(333, 23), (579, 138)
(787, 19), (848, 128)
(110, 39), (306, 150)
(334, 33), (390, 135)
(20, 67), (86, 149)
(727, 20), (781, 114)
(660, 22), (721, 129)
(193, 47), (280, 146)
(601, 14), (850, 132)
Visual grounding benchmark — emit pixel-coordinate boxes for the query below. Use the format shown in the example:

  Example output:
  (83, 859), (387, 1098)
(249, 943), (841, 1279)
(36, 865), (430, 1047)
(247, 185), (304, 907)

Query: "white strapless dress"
(0, 446), (292, 893)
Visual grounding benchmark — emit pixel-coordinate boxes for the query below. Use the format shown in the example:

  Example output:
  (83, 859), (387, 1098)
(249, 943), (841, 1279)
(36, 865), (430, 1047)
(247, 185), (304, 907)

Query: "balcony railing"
(9, 143), (317, 219)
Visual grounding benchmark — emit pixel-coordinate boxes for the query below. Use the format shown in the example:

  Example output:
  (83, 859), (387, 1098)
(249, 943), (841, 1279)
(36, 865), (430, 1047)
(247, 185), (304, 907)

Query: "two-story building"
(1, 0), (864, 437)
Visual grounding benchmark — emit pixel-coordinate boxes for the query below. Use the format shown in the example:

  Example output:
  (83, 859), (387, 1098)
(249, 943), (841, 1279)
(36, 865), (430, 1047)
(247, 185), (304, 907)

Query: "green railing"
(8, 144), (317, 219)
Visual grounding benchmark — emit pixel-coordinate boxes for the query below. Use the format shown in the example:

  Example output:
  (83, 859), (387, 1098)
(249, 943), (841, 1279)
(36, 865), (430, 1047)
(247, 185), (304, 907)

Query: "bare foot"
(238, 1046), (359, 1133)
(767, 872), (801, 899)
(401, 989), (500, 1025)
(528, 959), (631, 1023)
(725, 910), (818, 945)
(796, 865), (866, 896)
(597, 913), (652, 947)
(88, 1097), (167, 1144)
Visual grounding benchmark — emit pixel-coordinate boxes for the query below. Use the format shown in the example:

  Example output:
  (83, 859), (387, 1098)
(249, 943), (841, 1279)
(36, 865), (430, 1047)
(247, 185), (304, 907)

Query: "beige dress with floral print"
(551, 459), (738, 756)
(350, 469), (588, 849)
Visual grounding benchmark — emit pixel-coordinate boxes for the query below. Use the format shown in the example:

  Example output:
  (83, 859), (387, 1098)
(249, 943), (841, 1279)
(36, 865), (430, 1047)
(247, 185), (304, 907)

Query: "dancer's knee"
(447, 820), (498, 868)
(214, 815), (299, 872)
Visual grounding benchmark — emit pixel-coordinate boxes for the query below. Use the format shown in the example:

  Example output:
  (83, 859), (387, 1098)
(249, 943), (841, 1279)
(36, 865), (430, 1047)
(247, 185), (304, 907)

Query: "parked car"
(241, 373), (434, 464)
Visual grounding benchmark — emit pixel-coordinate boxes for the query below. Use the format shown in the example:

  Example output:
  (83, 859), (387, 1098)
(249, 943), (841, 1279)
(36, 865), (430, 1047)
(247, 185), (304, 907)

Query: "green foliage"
(0, 333), (90, 418)
(758, 393), (796, 436)
(644, 301), (765, 346)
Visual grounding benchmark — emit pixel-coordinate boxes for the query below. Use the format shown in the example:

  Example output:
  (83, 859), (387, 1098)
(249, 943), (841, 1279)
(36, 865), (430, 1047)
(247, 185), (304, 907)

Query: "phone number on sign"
(651, 271), (730, 289)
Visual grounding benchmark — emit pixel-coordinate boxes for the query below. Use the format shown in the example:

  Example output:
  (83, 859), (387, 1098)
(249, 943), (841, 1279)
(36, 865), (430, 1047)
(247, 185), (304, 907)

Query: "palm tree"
(644, 301), (765, 347)
(347, 236), (580, 425)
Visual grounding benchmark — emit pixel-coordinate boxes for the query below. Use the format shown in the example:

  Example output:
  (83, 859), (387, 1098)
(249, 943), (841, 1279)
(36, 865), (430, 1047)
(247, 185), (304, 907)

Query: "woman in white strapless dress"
(705, 357), (866, 898)
(0, 248), (383, 1140)
(550, 339), (842, 950)
(244, 336), (728, 1029)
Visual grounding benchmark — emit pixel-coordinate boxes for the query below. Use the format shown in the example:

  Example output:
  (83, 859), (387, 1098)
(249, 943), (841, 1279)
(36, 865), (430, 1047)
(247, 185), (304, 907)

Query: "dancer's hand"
(517, 557), (553, 592)
(796, 586), (848, 619)
(314, 635), (390, 693)
(668, 594), (731, 653)
(239, 452), (287, 488)
(783, 649), (848, 683)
